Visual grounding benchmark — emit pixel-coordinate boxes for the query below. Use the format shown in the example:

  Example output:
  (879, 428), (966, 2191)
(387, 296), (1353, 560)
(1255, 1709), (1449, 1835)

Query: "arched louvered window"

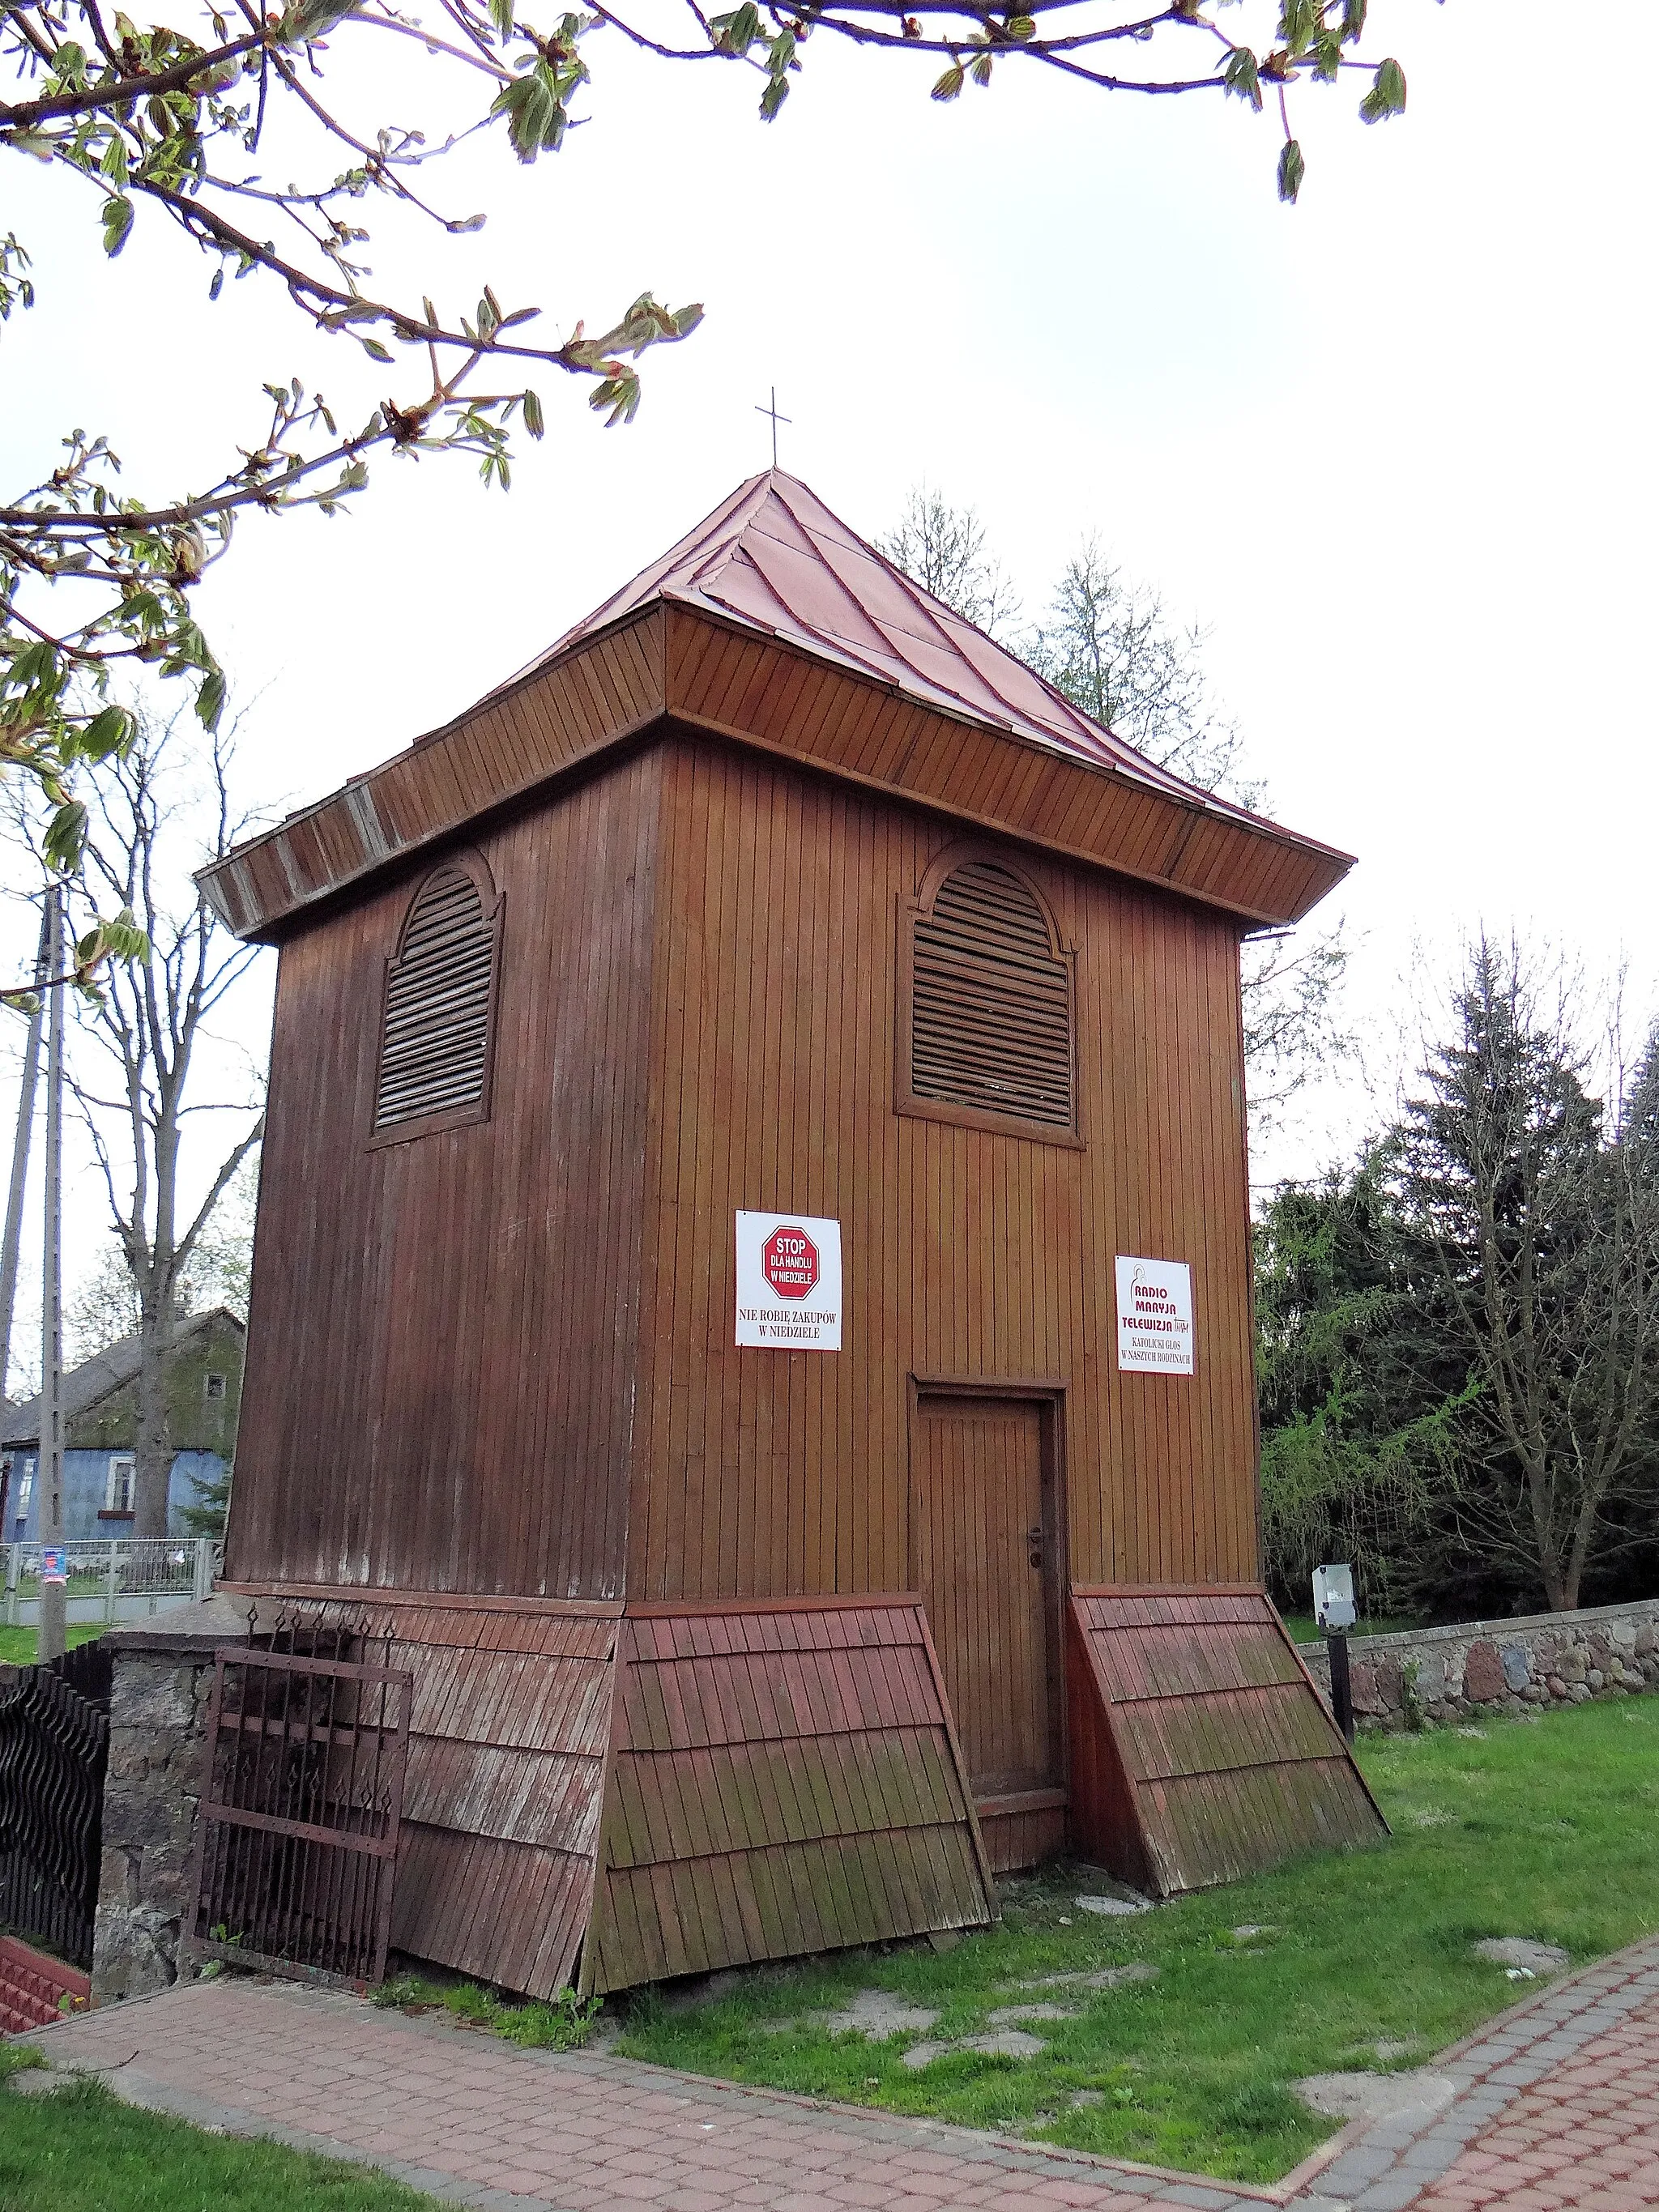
(898, 852), (1079, 1144)
(370, 855), (501, 1143)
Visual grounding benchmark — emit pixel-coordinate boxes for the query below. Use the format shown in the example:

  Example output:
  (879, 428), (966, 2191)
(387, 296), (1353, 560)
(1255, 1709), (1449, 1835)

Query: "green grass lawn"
(0, 1626), (105, 1667)
(0, 2048), (442, 2212)
(1279, 1612), (1424, 1644)
(612, 1696), (1659, 2185)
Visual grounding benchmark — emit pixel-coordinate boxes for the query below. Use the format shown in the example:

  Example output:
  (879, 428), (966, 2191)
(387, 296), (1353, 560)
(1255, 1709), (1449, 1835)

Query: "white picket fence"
(1, 1536), (220, 1628)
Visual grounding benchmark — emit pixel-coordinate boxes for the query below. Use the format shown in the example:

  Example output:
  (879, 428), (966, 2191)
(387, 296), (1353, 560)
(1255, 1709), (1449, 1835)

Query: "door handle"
(1028, 1525), (1044, 1569)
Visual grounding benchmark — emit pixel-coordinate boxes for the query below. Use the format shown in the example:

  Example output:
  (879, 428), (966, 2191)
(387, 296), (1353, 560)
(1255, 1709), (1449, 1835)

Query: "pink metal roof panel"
(499, 471), (1305, 841)
(198, 471), (1356, 940)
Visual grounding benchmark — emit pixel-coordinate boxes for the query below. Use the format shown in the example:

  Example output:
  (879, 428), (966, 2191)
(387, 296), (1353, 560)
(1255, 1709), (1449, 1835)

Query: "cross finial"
(755, 386), (791, 470)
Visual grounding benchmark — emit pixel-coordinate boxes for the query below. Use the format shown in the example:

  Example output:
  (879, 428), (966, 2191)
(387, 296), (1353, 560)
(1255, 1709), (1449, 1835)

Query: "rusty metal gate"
(187, 1630), (413, 1988)
(0, 1640), (113, 1969)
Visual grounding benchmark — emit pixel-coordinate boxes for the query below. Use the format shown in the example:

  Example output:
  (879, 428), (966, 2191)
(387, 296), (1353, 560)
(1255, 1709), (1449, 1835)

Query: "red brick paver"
(19, 1941), (1659, 2212)
(1413, 1997), (1659, 2212)
(19, 1979), (1260, 2212)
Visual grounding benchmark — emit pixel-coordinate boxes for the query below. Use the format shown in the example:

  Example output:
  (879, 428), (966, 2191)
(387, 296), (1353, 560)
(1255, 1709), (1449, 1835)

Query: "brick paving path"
(1406, 1997), (1659, 2212)
(15, 1979), (1278, 2212)
(15, 1934), (1659, 2212)
(1301, 1939), (1659, 2212)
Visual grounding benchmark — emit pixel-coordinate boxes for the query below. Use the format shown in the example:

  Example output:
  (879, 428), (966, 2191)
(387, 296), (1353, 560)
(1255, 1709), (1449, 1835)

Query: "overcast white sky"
(2, 0), (1656, 1345)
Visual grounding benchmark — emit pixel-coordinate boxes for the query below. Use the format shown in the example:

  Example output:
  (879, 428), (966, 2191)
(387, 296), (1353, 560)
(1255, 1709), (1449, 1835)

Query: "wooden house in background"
(202, 472), (1384, 1997)
(2, 1306), (244, 1541)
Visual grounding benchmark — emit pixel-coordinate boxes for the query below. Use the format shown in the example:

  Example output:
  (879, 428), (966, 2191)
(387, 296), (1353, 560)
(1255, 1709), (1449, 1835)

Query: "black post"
(1326, 1629), (1354, 1745)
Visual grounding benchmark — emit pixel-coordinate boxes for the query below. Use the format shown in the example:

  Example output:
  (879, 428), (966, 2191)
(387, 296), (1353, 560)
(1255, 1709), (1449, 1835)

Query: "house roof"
(2, 1307), (245, 1451)
(198, 472), (1354, 941)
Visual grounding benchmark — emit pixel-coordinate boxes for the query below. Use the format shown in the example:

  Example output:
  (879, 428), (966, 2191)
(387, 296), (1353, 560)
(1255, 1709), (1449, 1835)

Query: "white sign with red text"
(736, 1211), (843, 1349)
(1115, 1255), (1194, 1375)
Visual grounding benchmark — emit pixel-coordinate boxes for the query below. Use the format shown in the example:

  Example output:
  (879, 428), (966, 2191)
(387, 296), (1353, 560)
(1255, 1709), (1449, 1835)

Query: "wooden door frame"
(906, 1375), (1069, 1800)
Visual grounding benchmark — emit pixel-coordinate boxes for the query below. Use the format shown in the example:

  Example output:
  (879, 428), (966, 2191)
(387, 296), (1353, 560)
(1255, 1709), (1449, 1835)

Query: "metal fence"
(0, 1640), (113, 1967)
(1, 1537), (220, 1629)
(187, 1625), (412, 1988)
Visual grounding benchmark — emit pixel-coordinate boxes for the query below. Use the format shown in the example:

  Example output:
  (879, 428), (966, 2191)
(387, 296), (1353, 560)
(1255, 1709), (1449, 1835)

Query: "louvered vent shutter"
(911, 862), (1073, 1130)
(373, 866), (497, 1132)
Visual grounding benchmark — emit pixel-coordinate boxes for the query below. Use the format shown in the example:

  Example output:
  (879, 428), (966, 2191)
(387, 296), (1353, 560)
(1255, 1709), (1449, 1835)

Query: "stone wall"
(91, 1593), (252, 2003)
(1299, 1596), (1659, 1729)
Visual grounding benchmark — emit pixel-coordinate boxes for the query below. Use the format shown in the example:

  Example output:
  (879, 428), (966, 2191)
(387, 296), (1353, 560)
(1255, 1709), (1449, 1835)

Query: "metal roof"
(499, 470), (1265, 834)
(197, 471), (1354, 941)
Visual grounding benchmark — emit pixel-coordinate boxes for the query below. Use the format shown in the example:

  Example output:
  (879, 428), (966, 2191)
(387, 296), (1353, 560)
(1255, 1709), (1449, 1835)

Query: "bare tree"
(876, 487), (1024, 641)
(66, 1149), (257, 1362)
(883, 486), (1351, 1128)
(1031, 539), (1260, 804)
(69, 717), (266, 1536)
(1400, 939), (1659, 1611)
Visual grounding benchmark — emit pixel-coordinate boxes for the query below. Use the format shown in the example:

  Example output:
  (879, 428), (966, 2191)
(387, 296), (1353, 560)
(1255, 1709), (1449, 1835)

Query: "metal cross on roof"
(754, 386), (791, 469)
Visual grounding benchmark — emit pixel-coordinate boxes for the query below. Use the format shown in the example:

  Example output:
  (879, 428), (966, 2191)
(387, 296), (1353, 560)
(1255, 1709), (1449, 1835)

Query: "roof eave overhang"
(197, 599), (1353, 943)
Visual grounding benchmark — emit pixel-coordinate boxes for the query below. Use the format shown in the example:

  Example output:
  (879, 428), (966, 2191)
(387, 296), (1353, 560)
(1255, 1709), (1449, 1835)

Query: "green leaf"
(1359, 55), (1405, 121)
(1277, 0), (1319, 53)
(44, 801), (88, 874)
(1005, 15), (1036, 39)
(7, 639), (58, 692)
(759, 73), (789, 120)
(1277, 138), (1306, 203)
(522, 388), (544, 438)
(1221, 47), (1263, 111)
(196, 667), (226, 730)
(932, 62), (965, 101)
(360, 337), (393, 362)
(1341, 0), (1367, 38)
(79, 705), (134, 761)
(280, 0), (359, 42)
(491, 70), (558, 162)
(489, 0), (514, 34)
(103, 911), (151, 963)
(101, 195), (134, 258)
(715, 2), (761, 53)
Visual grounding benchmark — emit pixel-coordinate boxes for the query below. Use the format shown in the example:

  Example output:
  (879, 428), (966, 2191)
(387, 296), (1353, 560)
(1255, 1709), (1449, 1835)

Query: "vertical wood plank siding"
(227, 749), (665, 1600)
(585, 1601), (992, 1994)
(977, 1801), (1068, 1876)
(910, 1394), (1055, 1796)
(1066, 1588), (1388, 1893)
(629, 735), (1260, 1605)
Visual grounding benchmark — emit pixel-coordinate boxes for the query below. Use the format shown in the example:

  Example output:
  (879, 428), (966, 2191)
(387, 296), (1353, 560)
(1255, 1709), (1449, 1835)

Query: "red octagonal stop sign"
(761, 1224), (819, 1300)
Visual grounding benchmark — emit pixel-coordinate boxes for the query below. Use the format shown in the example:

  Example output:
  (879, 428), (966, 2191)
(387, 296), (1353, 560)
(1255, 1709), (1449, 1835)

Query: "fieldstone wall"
(91, 1593), (254, 2004)
(1300, 1596), (1659, 1729)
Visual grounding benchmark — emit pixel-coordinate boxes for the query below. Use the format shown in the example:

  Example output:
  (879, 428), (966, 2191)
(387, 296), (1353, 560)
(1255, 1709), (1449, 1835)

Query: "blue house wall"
(5, 1449), (225, 1542)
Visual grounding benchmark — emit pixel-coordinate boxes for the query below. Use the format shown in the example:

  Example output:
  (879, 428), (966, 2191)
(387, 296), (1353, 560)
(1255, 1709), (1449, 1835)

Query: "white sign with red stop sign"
(736, 1211), (842, 1349)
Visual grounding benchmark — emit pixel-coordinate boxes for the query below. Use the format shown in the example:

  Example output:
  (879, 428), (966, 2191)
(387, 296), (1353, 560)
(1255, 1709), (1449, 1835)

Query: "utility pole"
(0, 905), (49, 1502)
(37, 881), (66, 1667)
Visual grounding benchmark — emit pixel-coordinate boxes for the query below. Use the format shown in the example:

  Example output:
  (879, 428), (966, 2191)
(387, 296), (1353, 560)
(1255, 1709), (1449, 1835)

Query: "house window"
(14, 1460), (32, 1524)
(371, 853), (501, 1142)
(105, 1455), (136, 1514)
(900, 852), (1079, 1143)
(205, 1372), (227, 1401)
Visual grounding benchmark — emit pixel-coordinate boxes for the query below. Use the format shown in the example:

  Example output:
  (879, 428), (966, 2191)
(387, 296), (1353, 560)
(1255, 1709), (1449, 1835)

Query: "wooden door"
(910, 1392), (1060, 1798)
